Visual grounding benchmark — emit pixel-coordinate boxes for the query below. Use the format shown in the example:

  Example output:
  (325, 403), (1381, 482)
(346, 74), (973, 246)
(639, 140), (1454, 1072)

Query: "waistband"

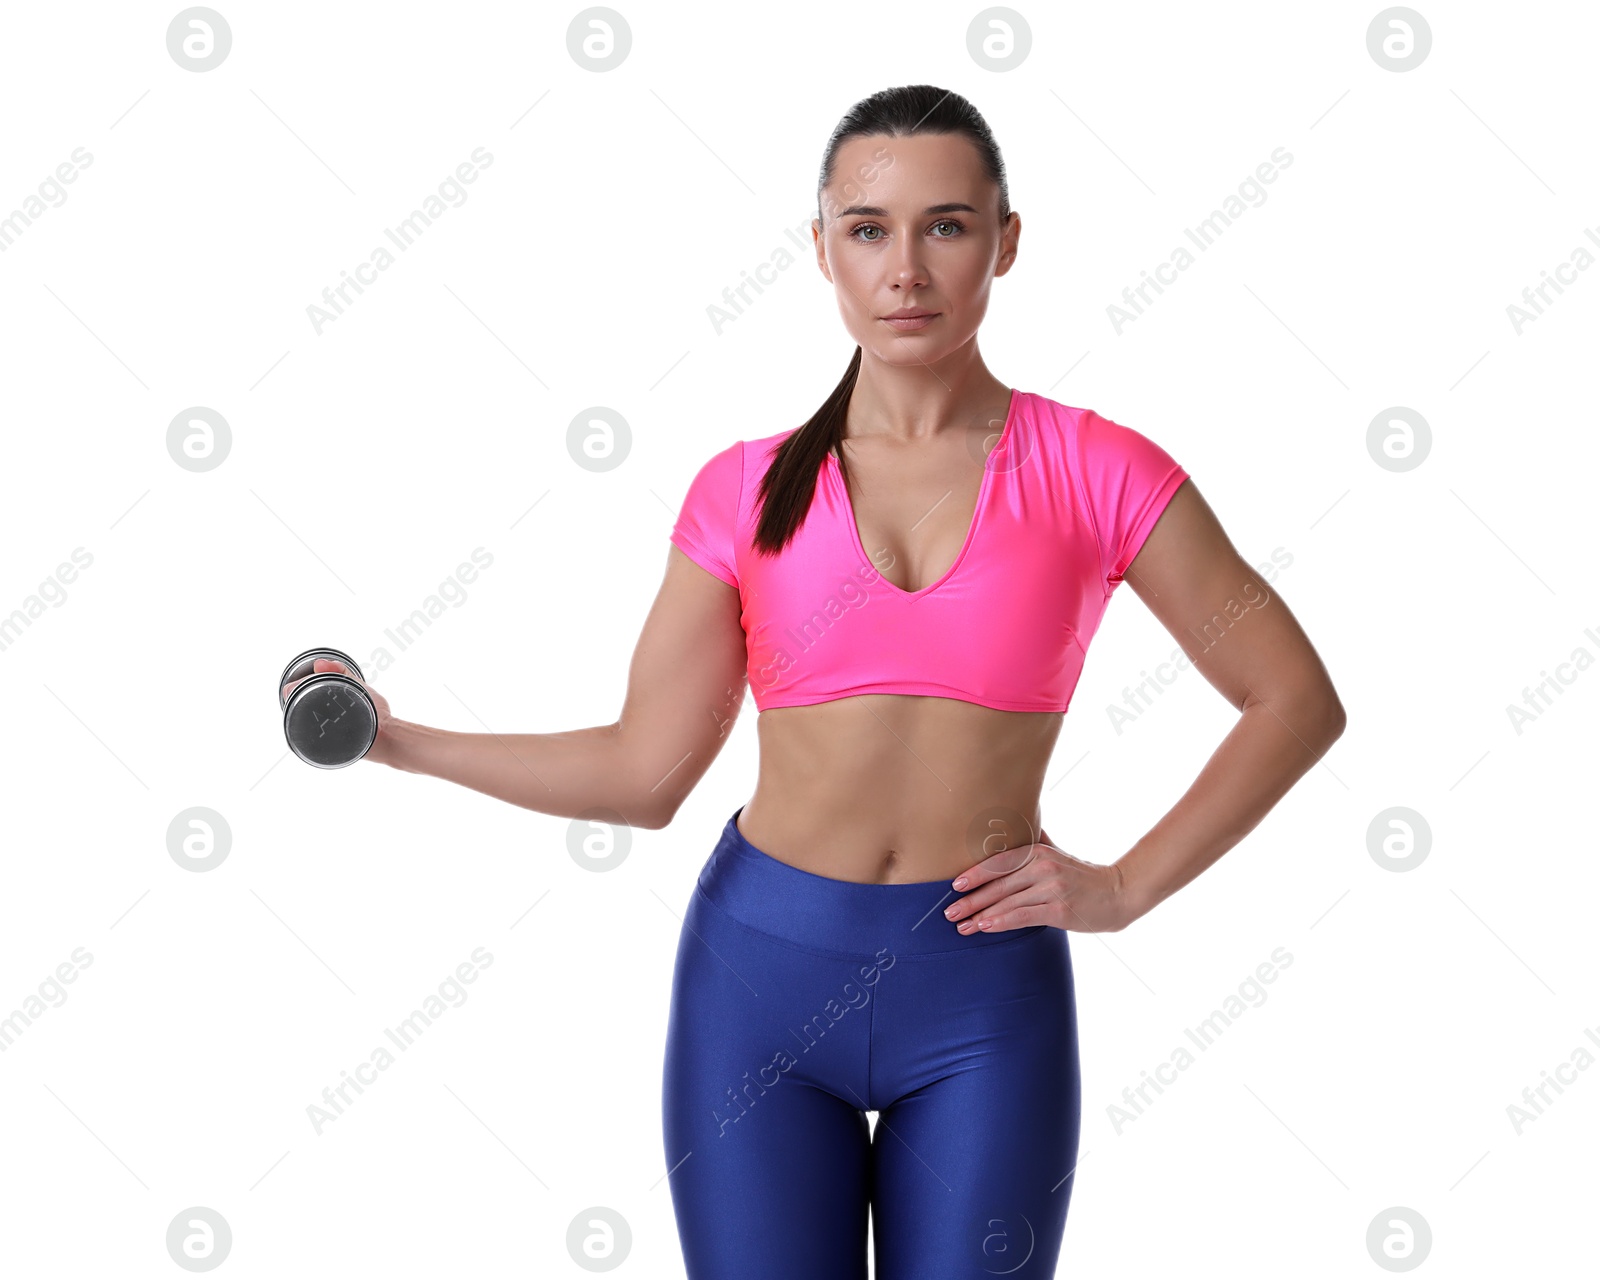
(695, 806), (1046, 958)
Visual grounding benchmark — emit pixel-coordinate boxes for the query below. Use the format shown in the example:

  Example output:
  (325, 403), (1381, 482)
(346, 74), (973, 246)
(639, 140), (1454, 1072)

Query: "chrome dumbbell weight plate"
(278, 647), (377, 769)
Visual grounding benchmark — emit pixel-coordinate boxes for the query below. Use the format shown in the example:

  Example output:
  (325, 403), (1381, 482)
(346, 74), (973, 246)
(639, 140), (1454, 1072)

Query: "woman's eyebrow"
(834, 201), (980, 217)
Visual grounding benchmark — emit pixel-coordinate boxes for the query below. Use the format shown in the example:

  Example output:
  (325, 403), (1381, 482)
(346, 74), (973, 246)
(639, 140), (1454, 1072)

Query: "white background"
(1, 1), (1594, 1275)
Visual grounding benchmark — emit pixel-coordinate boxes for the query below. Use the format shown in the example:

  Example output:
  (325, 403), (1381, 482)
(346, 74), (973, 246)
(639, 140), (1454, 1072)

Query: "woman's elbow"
(1303, 684), (1347, 751)
(617, 761), (691, 831)
(631, 794), (679, 831)
(1250, 676), (1347, 750)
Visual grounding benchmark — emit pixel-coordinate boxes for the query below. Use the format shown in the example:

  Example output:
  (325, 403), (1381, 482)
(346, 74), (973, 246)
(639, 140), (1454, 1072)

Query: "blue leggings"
(662, 807), (1081, 1278)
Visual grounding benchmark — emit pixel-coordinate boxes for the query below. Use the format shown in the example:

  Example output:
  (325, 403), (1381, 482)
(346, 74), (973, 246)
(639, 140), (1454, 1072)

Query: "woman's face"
(812, 131), (1019, 369)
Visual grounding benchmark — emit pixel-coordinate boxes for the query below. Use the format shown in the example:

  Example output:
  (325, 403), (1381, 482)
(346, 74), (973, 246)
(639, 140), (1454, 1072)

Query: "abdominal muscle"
(737, 695), (1066, 885)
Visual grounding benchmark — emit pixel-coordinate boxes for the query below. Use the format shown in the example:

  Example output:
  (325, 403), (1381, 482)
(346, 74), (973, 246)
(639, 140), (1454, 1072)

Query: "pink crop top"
(668, 388), (1189, 713)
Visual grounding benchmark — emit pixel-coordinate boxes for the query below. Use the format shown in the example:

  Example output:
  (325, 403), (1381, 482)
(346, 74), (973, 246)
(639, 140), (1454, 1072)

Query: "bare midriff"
(737, 694), (1065, 885)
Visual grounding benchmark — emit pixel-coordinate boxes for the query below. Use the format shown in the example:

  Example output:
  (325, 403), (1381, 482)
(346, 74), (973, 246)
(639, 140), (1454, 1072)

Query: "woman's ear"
(996, 210), (1022, 277)
(812, 218), (832, 283)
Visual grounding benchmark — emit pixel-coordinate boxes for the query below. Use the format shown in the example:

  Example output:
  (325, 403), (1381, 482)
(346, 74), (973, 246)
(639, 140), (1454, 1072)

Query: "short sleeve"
(668, 440), (743, 587)
(1074, 409), (1188, 587)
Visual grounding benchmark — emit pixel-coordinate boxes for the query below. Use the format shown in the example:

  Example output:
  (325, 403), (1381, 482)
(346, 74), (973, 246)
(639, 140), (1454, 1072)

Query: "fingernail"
(977, 919), (990, 930)
(953, 877), (967, 890)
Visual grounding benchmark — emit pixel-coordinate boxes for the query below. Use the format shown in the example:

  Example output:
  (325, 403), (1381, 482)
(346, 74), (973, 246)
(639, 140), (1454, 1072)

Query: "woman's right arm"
(372, 546), (747, 830)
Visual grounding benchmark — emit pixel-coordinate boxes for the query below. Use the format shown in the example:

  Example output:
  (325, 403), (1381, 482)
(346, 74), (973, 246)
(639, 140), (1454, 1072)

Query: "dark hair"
(751, 84), (1011, 557)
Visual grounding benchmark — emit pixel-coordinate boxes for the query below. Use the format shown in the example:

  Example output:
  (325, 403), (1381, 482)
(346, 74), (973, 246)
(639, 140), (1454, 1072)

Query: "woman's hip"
(667, 809), (1077, 1103)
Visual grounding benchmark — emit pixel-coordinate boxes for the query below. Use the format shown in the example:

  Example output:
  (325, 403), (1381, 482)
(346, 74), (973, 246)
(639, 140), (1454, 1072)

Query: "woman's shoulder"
(1016, 390), (1177, 456)
(1015, 388), (1101, 432)
(743, 424), (804, 459)
(679, 426), (800, 511)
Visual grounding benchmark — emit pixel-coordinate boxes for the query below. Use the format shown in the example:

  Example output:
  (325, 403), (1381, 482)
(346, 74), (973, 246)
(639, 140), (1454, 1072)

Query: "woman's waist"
(694, 805), (1050, 958)
(739, 778), (1050, 886)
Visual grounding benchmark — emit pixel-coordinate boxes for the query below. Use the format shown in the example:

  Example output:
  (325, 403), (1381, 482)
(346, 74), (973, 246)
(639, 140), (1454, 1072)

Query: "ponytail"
(751, 345), (861, 557)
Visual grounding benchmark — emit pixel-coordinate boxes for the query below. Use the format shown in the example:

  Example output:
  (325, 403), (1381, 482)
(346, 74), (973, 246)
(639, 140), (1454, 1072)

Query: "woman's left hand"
(943, 832), (1137, 934)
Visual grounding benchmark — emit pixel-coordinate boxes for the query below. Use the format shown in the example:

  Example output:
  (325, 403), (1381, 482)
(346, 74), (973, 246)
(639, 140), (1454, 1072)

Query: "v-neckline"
(828, 387), (1020, 600)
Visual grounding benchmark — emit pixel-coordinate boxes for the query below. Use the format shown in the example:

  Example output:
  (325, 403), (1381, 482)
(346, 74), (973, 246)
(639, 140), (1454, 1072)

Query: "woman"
(287, 85), (1345, 1279)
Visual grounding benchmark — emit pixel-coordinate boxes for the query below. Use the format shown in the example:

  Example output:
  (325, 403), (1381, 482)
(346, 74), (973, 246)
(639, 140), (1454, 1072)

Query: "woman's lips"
(881, 313), (939, 331)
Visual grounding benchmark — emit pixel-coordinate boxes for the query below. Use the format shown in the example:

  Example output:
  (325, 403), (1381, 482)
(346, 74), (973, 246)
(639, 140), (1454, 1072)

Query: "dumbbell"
(278, 647), (377, 769)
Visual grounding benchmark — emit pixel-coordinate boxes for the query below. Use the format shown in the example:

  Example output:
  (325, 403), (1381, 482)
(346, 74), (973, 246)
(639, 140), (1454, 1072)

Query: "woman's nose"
(889, 243), (927, 287)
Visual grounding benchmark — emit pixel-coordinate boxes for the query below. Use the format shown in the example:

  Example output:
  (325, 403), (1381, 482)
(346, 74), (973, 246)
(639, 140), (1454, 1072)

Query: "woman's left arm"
(1105, 478), (1347, 923)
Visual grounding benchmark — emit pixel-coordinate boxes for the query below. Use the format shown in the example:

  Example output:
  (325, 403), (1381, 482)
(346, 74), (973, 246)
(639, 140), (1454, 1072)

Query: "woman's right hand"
(281, 657), (398, 766)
